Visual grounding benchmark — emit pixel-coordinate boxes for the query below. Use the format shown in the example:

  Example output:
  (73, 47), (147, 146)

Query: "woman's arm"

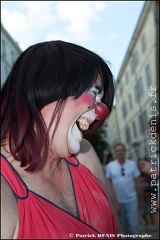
(77, 139), (124, 234)
(77, 139), (106, 184)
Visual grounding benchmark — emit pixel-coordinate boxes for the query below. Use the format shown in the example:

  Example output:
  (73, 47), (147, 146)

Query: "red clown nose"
(94, 102), (110, 120)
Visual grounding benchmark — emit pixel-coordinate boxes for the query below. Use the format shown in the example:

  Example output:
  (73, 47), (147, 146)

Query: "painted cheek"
(94, 102), (110, 120)
(77, 93), (95, 108)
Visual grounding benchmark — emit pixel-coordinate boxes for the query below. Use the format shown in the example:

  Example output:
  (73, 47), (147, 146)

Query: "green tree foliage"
(84, 128), (109, 164)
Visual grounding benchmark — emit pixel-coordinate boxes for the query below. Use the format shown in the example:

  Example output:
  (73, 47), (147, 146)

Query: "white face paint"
(41, 75), (103, 158)
(67, 110), (95, 154)
(66, 76), (103, 155)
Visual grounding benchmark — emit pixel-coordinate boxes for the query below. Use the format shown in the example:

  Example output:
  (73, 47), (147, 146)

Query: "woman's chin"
(68, 143), (81, 156)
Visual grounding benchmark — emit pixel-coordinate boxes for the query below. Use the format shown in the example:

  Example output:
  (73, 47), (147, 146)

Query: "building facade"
(1, 23), (22, 86)
(106, 1), (159, 160)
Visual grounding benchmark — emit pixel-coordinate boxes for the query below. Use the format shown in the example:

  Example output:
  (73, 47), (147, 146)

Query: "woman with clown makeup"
(1, 40), (122, 239)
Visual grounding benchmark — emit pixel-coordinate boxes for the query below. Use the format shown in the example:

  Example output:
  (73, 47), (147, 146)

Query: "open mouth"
(76, 116), (93, 132)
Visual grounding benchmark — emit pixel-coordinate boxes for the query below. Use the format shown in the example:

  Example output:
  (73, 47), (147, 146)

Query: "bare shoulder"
(77, 139), (99, 167)
(1, 176), (19, 239)
(76, 139), (106, 185)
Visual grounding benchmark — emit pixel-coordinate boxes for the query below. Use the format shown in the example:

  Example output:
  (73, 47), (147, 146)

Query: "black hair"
(1, 40), (115, 172)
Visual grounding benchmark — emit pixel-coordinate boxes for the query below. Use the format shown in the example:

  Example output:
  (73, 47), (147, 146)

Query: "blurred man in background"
(105, 143), (145, 235)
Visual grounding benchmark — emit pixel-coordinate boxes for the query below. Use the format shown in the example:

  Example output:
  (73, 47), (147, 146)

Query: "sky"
(1, 1), (145, 79)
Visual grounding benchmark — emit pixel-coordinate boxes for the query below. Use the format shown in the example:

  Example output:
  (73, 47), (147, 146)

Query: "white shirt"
(105, 159), (141, 204)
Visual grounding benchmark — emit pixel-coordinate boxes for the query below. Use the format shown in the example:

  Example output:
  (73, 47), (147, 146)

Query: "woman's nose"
(94, 102), (110, 120)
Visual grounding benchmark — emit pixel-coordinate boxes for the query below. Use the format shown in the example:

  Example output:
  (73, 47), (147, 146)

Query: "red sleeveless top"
(1, 154), (116, 239)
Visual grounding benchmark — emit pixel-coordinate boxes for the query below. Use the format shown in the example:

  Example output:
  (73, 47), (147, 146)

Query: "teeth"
(77, 118), (89, 131)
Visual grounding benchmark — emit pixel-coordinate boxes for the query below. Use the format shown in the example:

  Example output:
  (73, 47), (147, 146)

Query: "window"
(125, 72), (129, 84)
(132, 121), (137, 138)
(130, 51), (139, 74)
(141, 34), (146, 53)
(138, 110), (148, 134)
(11, 50), (15, 65)
(122, 103), (127, 119)
(139, 77), (143, 96)
(119, 83), (123, 97)
(143, 109), (148, 131)
(128, 94), (133, 109)
(134, 83), (138, 101)
(125, 126), (131, 143)
(145, 64), (152, 87)
(134, 77), (143, 102)
(138, 114), (144, 134)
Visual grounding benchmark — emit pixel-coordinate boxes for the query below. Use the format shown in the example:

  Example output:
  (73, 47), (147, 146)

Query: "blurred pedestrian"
(139, 158), (155, 231)
(105, 143), (145, 235)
